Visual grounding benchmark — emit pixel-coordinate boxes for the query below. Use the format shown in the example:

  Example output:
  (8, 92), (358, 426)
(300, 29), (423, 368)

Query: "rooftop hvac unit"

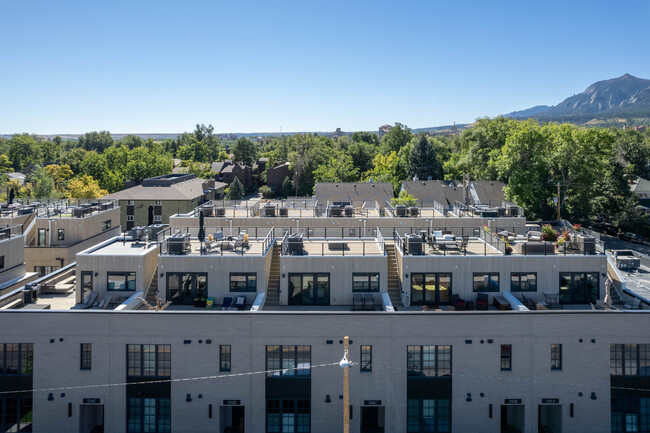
(214, 208), (226, 217)
(395, 205), (407, 217)
(279, 207), (289, 217)
(167, 232), (190, 255)
(287, 233), (303, 255)
(481, 209), (499, 218)
(406, 233), (423, 255)
(200, 206), (214, 217)
(147, 224), (169, 241)
(264, 205), (276, 217)
(330, 206), (343, 217)
(409, 207), (419, 217)
(71, 207), (85, 218)
(130, 226), (147, 242)
(344, 205), (354, 217)
(17, 207), (35, 216)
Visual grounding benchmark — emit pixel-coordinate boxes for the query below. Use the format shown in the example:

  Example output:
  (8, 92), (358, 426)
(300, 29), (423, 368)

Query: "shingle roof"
(314, 182), (394, 205)
(632, 177), (650, 194)
(401, 180), (507, 207)
(103, 178), (226, 201)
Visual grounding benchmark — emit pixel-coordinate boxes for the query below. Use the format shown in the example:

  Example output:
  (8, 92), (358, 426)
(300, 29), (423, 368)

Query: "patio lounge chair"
(353, 294), (363, 311)
(79, 291), (98, 309)
(363, 294), (375, 311)
(451, 294), (466, 310)
(475, 293), (489, 310)
(98, 294), (113, 309)
(624, 297), (642, 310)
(234, 296), (246, 310)
(221, 296), (233, 310)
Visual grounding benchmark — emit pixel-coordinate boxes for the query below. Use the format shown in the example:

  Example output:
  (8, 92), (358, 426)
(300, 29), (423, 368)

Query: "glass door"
(81, 272), (93, 300)
(315, 274), (329, 305)
(288, 274), (330, 305)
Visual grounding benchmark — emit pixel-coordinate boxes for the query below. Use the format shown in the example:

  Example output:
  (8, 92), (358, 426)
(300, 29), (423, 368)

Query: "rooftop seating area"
(158, 226), (275, 256)
(280, 229), (385, 256)
(0, 199), (116, 219)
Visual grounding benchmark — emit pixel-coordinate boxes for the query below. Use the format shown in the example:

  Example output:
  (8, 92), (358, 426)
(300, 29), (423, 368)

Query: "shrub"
(541, 224), (558, 242)
(259, 185), (274, 198)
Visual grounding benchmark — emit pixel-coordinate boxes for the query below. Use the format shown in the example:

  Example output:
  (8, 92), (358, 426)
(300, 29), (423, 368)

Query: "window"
(510, 273), (537, 292)
(126, 215), (134, 222)
(411, 273), (452, 305)
(352, 274), (380, 292)
(611, 397), (650, 433)
(0, 344), (33, 375)
(407, 345), (451, 377)
(611, 344), (650, 376)
(560, 272), (599, 304)
(407, 399), (451, 432)
(266, 399), (310, 433)
(288, 274), (330, 305)
(57, 228), (64, 241)
(127, 200), (135, 206)
(473, 273), (499, 292)
(127, 344), (171, 378)
(551, 344), (562, 371)
(34, 266), (58, 277)
(501, 345), (512, 371)
(266, 345), (311, 377)
(80, 343), (92, 370)
(230, 273), (257, 292)
(128, 397), (170, 433)
(360, 345), (372, 372)
(154, 201), (162, 206)
(0, 256), (4, 270)
(108, 272), (136, 291)
(154, 215), (162, 223)
(0, 398), (32, 432)
(37, 228), (46, 246)
(102, 220), (112, 231)
(167, 273), (207, 304)
(220, 345), (231, 372)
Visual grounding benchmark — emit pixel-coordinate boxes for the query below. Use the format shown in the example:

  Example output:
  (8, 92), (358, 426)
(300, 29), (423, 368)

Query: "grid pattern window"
(126, 215), (134, 222)
(559, 272), (599, 304)
(230, 273), (257, 292)
(127, 201), (135, 206)
(154, 215), (162, 223)
(34, 266), (58, 277)
(266, 399), (310, 433)
(473, 273), (499, 292)
(127, 344), (171, 378)
(407, 399), (451, 432)
(57, 229), (64, 241)
(108, 272), (136, 291)
(220, 345), (231, 372)
(0, 397), (32, 432)
(266, 346), (310, 377)
(501, 345), (512, 371)
(154, 201), (162, 206)
(510, 273), (537, 292)
(37, 229), (46, 246)
(611, 344), (650, 376)
(0, 344), (33, 375)
(360, 345), (372, 372)
(352, 274), (380, 292)
(551, 344), (562, 371)
(102, 220), (112, 231)
(407, 345), (452, 377)
(80, 343), (92, 370)
(128, 397), (170, 433)
(611, 397), (650, 433)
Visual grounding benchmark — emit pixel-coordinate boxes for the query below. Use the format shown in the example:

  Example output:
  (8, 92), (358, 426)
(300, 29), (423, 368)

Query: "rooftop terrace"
(0, 199), (116, 219)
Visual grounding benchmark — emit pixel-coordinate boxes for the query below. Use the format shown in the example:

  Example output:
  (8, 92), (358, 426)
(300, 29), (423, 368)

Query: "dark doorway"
(361, 406), (384, 433)
(220, 405), (245, 433)
(501, 404), (525, 433)
(79, 404), (104, 433)
(538, 405), (562, 433)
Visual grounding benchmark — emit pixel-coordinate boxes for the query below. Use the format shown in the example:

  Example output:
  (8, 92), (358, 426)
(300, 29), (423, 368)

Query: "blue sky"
(1, 0), (649, 134)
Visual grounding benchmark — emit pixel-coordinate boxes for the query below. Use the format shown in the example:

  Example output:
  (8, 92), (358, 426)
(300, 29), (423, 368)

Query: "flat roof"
(83, 241), (157, 256)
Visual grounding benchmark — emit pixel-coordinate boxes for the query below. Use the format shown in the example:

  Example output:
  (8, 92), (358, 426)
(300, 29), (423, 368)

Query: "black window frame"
(610, 344), (650, 376)
(0, 397), (33, 432)
(360, 345), (372, 372)
(0, 343), (33, 376)
(407, 398), (451, 433)
(352, 273), (380, 293)
(127, 397), (170, 433)
(611, 397), (650, 433)
(57, 228), (64, 241)
(37, 228), (46, 246)
(107, 272), (136, 291)
(220, 345), (231, 372)
(102, 220), (112, 231)
(472, 272), (499, 292)
(510, 272), (537, 292)
(501, 344), (512, 371)
(407, 345), (452, 377)
(266, 399), (310, 433)
(0, 256), (4, 270)
(551, 344), (562, 371)
(126, 344), (171, 378)
(80, 343), (92, 370)
(229, 273), (257, 293)
(266, 345), (311, 377)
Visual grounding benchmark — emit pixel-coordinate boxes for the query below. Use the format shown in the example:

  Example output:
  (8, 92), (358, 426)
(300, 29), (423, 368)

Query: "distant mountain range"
(505, 74), (650, 123)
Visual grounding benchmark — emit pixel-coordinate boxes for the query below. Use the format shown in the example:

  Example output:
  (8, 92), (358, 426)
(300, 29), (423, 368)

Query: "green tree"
(351, 131), (379, 145)
(66, 175), (108, 199)
(232, 138), (258, 166)
(78, 131), (114, 152)
(41, 137), (62, 163)
(30, 165), (56, 199)
(380, 122), (413, 154)
(281, 176), (294, 198)
(8, 134), (41, 170)
(119, 135), (144, 149)
(226, 177), (244, 200)
(0, 155), (13, 173)
(313, 154), (359, 183)
(406, 133), (441, 180)
(60, 148), (88, 174)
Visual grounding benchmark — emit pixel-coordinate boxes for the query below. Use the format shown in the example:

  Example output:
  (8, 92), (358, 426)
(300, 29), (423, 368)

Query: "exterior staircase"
(266, 244), (281, 306)
(385, 243), (402, 307)
(145, 267), (159, 306)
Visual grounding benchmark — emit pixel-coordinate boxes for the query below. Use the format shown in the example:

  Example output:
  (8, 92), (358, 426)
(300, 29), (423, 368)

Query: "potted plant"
(505, 243), (513, 255)
(573, 223), (582, 233)
(541, 224), (558, 242)
(193, 297), (206, 308)
(557, 237), (565, 252)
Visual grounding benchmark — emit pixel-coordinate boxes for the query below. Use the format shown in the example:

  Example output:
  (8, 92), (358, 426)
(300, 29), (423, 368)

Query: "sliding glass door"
(167, 273), (207, 305)
(288, 273), (330, 305)
(411, 273), (452, 305)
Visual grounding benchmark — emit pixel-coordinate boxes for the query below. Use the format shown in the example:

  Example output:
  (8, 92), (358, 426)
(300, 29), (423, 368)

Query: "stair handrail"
(144, 265), (158, 300)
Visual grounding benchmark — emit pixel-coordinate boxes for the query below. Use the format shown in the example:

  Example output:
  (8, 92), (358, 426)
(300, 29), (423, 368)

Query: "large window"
(266, 345), (310, 377)
(560, 272), (599, 304)
(473, 273), (499, 292)
(612, 397), (650, 433)
(407, 345), (451, 377)
(411, 273), (452, 305)
(108, 272), (136, 291)
(501, 345), (512, 371)
(80, 343), (92, 370)
(510, 273), (537, 292)
(127, 344), (171, 378)
(352, 273), (379, 292)
(360, 345), (372, 372)
(266, 399), (310, 433)
(34, 266), (58, 277)
(102, 220), (112, 231)
(0, 344), (33, 375)
(230, 273), (257, 292)
(220, 345), (231, 372)
(288, 274), (329, 305)
(0, 398), (32, 432)
(128, 397), (170, 433)
(37, 229), (46, 246)
(57, 229), (64, 241)
(167, 273), (207, 305)
(611, 344), (650, 376)
(407, 399), (451, 433)
(551, 344), (562, 371)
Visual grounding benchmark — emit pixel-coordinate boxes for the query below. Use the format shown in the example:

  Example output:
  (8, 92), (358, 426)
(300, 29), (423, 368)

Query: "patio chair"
(624, 297), (642, 310)
(352, 294), (363, 311)
(475, 293), (489, 310)
(221, 296), (233, 310)
(79, 291), (98, 309)
(451, 294), (466, 310)
(363, 294), (375, 311)
(98, 294), (113, 309)
(213, 232), (224, 241)
(234, 296), (246, 310)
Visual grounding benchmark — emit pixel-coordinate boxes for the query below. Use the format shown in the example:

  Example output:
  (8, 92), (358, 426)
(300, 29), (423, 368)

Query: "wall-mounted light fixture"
(186, 394), (192, 402)
(591, 392), (597, 400)
(94, 272), (98, 277)
(325, 394), (331, 403)
(466, 393), (472, 402)
(47, 393), (53, 401)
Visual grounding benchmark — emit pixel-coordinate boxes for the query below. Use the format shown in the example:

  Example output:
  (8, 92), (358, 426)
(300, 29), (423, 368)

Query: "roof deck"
(0, 199), (117, 219)
(157, 227), (275, 256)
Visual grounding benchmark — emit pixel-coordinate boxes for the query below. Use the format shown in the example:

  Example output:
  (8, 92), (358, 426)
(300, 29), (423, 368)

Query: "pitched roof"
(632, 177), (650, 194)
(401, 180), (506, 207)
(314, 182), (394, 205)
(470, 181), (507, 204)
(103, 177), (226, 201)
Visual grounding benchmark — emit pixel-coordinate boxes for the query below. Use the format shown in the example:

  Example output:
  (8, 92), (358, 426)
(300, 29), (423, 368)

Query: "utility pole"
(556, 182), (561, 221)
(342, 336), (350, 433)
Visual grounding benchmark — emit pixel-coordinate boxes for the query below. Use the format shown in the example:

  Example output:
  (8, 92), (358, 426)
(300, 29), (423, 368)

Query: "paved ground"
(599, 233), (650, 255)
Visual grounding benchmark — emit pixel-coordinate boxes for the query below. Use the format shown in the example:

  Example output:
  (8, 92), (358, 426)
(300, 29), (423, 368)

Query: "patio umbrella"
(8, 188), (14, 205)
(148, 205), (154, 226)
(604, 278), (613, 306)
(198, 210), (205, 242)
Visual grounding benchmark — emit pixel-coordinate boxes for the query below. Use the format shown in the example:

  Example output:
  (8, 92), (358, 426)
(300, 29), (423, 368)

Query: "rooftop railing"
(0, 199), (116, 219)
